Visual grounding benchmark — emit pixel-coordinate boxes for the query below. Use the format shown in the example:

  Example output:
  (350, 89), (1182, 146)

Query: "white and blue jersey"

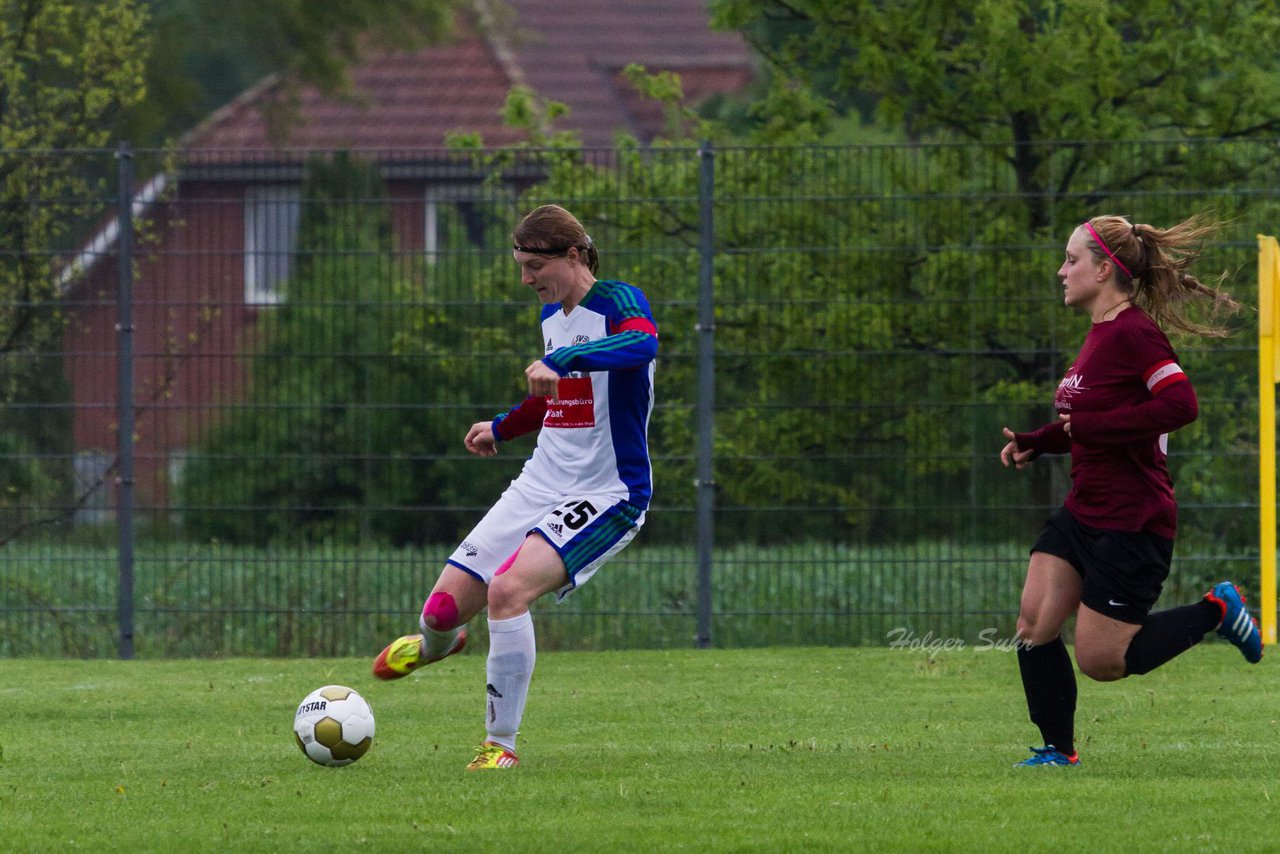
(491, 279), (658, 510)
(447, 279), (656, 596)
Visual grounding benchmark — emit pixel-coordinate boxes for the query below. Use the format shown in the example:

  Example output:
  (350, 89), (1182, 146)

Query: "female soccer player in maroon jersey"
(999, 214), (1261, 767)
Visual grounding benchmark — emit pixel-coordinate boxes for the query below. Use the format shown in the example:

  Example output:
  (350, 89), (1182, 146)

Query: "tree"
(0, 0), (149, 534)
(687, 1), (1280, 544)
(178, 153), (521, 546)
(711, 0), (1280, 227)
(464, 52), (1277, 548)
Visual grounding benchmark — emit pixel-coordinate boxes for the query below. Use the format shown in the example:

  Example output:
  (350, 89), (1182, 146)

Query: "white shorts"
(446, 477), (645, 601)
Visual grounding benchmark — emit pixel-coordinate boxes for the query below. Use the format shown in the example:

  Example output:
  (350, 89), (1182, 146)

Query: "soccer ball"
(292, 685), (375, 767)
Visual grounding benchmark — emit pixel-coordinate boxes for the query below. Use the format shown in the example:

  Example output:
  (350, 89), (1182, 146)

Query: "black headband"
(513, 243), (573, 255)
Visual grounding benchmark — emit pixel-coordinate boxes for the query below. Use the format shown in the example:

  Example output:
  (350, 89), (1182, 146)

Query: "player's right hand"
(1000, 427), (1034, 470)
(465, 421), (498, 457)
(525, 359), (560, 398)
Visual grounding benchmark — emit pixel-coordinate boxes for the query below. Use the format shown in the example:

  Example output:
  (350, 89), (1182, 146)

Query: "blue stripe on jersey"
(609, 359), (653, 509)
(585, 280), (651, 320)
(542, 279), (655, 509)
(544, 330), (656, 374)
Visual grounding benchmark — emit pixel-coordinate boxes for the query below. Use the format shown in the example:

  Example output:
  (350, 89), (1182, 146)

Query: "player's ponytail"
(1084, 213), (1239, 337)
(581, 234), (599, 277)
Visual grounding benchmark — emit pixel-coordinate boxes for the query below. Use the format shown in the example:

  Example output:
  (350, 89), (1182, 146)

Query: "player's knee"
(487, 575), (535, 619)
(420, 591), (460, 632)
(486, 580), (520, 617)
(1016, 614), (1057, 648)
(1076, 649), (1125, 682)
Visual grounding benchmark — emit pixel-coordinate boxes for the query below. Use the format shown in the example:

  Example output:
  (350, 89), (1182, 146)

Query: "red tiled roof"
(507, 0), (753, 146)
(182, 0), (753, 152)
(184, 23), (526, 151)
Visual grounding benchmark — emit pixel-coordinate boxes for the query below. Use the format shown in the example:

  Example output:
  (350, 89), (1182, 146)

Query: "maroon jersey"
(1015, 307), (1198, 538)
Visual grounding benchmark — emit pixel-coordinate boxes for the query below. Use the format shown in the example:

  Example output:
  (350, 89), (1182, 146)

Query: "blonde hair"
(1084, 213), (1239, 337)
(512, 204), (598, 275)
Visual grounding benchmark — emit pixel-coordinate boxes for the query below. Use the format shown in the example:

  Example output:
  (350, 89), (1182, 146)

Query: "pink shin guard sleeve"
(421, 591), (460, 631)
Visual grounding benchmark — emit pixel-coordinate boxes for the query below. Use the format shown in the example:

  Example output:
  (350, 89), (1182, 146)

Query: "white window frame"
(244, 184), (302, 305)
(424, 187), (447, 266)
(167, 447), (188, 491)
(424, 184), (511, 264)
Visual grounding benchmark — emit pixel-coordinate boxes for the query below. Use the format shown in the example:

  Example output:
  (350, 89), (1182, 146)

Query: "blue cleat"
(1205, 582), (1263, 664)
(1015, 745), (1080, 767)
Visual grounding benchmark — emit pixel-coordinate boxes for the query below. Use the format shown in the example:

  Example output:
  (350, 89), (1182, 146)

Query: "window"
(167, 448), (188, 491)
(244, 185), (301, 304)
(424, 184), (510, 265)
(73, 450), (112, 525)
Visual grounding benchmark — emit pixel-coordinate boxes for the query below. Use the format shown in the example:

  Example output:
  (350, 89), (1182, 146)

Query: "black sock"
(1017, 636), (1077, 756)
(1123, 599), (1220, 676)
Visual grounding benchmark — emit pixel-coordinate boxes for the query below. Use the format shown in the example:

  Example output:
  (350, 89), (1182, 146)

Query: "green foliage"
(0, 0), (150, 535)
(0, 538), (1081, 654)
(0, 0), (149, 149)
(713, 0), (1280, 142)
(711, 0), (1280, 223)
(178, 153), (509, 545)
(2, 651), (1276, 850)
(0, 367), (71, 535)
(526, 132), (1270, 543)
(586, 5), (1280, 543)
(176, 151), (549, 546)
(744, 78), (835, 143)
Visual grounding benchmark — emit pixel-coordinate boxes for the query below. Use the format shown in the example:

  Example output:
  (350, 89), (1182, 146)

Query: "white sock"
(485, 611), (535, 751)
(418, 623), (461, 659)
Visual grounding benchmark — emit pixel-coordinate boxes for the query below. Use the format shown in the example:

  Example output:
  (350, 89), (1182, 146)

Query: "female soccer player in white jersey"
(372, 204), (658, 771)
(999, 213), (1260, 768)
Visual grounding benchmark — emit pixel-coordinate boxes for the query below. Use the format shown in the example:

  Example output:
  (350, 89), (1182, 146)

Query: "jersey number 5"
(553, 499), (599, 531)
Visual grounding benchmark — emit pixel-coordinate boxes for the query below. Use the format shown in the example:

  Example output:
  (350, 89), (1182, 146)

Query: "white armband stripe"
(1145, 360), (1185, 393)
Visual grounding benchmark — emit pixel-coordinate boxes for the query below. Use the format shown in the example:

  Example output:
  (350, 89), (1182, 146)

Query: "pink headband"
(1082, 221), (1132, 278)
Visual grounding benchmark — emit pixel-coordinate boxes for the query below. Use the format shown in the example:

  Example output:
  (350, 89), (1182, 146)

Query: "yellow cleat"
(466, 741), (519, 770)
(371, 630), (467, 680)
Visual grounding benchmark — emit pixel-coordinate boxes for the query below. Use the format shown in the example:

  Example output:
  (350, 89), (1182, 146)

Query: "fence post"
(695, 142), (716, 648)
(115, 142), (137, 660)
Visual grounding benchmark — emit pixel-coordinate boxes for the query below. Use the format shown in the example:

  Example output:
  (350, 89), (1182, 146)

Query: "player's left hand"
(999, 427), (1035, 470)
(1059, 413), (1072, 436)
(464, 421), (498, 457)
(525, 359), (560, 398)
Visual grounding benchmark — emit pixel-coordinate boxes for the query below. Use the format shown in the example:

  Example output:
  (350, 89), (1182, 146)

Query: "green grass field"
(1, 645), (1276, 852)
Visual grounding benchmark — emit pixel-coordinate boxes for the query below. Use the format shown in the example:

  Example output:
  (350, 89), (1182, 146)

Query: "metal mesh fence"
(1, 140), (1276, 656)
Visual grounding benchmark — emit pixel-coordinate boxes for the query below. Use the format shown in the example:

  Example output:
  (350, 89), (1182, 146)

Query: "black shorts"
(1031, 506), (1174, 624)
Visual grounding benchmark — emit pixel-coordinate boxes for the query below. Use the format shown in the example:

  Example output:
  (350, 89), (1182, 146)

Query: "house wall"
(65, 181), (257, 512)
(63, 177), (435, 515)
